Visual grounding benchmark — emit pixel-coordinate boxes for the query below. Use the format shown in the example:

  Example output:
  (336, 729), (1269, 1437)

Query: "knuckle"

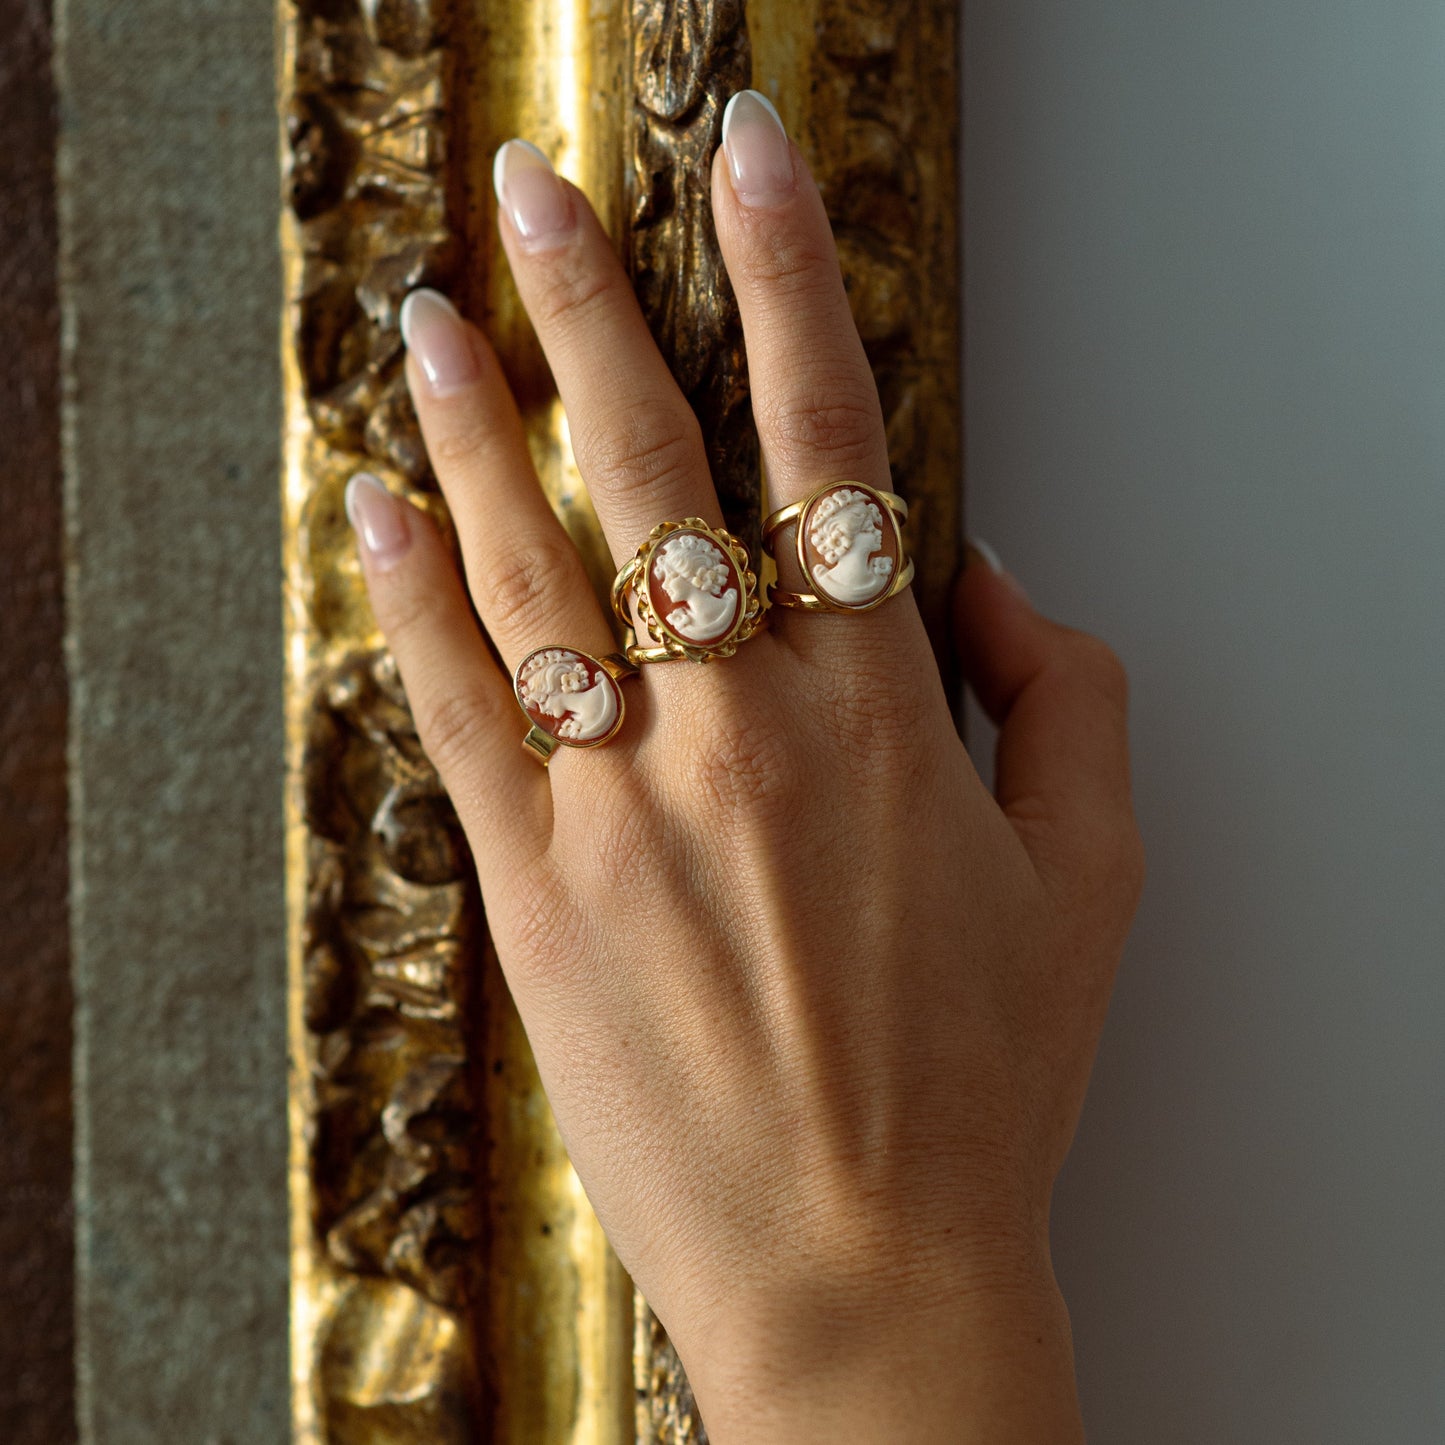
(574, 403), (702, 499)
(413, 684), (501, 779)
(576, 780), (657, 895)
(376, 574), (443, 650)
(477, 534), (577, 637)
(735, 228), (837, 294)
(429, 415), (494, 474)
(498, 876), (601, 998)
(683, 713), (797, 825)
(759, 383), (884, 474)
(530, 262), (618, 332)
(504, 890), (564, 966)
(820, 662), (935, 784)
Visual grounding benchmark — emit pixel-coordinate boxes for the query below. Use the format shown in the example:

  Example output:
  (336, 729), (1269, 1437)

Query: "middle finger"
(399, 288), (616, 674)
(493, 139), (722, 564)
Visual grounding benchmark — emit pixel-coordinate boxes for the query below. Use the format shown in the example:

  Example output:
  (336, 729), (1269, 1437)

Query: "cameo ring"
(513, 647), (638, 765)
(611, 518), (765, 664)
(762, 481), (914, 613)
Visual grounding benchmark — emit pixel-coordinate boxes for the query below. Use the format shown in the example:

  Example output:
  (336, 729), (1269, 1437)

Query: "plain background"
(964, 3), (1445, 1440)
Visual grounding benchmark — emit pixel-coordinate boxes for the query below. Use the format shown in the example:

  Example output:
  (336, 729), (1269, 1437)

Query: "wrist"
(679, 1248), (1083, 1445)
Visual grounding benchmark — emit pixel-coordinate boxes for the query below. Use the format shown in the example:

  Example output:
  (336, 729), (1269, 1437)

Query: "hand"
(345, 91), (1143, 1444)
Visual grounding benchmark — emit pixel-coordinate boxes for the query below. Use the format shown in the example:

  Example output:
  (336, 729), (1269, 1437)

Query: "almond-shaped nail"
(346, 472), (412, 569)
(400, 288), (480, 396)
(721, 89), (795, 207)
(493, 139), (574, 249)
(966, 537), (1029, 603)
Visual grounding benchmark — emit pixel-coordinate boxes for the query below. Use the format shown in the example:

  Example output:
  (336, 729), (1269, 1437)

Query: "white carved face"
(514, 648), (623, 746)
(800, 484), (900, 609)
(654, 535), (730, 597)
(646, 529), (743, 647)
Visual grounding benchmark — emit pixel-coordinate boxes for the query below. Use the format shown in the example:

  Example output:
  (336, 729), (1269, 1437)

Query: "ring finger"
(709, 91), (893, 516)
(708, 91), (934, 663)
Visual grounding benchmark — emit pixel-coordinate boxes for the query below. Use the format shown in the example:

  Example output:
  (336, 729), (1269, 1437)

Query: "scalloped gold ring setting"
(610, 518), (766, 665)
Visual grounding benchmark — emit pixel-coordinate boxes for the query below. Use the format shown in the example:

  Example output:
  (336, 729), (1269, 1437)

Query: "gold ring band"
(611, 517), (765, 664)
(514, 647), (639, 765)
(762, 482), (913, 614)
(767, 558), (916, 612)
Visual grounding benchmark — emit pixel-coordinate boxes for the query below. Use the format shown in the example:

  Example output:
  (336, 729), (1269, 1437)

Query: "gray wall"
(59, 0), (289, 1439)
(964, 4), (1445, 1441)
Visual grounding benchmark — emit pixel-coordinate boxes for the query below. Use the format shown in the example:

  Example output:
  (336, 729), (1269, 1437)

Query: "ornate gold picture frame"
(279, 1), (959, 1438)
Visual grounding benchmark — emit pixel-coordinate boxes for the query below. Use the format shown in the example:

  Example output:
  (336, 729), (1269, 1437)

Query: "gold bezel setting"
(764, 481), (914, 613)
(513, 648), (639, 764)
(611, 517), (766, 663)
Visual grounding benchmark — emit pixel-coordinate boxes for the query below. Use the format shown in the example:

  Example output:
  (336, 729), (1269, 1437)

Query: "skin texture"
(349, 99), (1143, 1442)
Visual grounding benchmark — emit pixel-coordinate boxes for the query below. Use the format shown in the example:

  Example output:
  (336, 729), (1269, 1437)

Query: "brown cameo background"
(645, 530), (744, 648)
(799, 485), (902, 609)
(515, 649), (624, 746)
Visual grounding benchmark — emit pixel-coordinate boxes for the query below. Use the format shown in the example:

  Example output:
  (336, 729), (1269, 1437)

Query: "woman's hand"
(345, 91), (1143, 1443)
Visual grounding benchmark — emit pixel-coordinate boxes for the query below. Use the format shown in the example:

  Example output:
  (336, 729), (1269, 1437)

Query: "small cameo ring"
(611, 518), (766, 664)
(513, 647), (638, 765)
(762, 481), (914, 613)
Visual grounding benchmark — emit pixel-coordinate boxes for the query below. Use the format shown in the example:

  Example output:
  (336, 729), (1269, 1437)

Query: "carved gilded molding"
(281, 1), (958, 1440)
(629, 0), (757, 556)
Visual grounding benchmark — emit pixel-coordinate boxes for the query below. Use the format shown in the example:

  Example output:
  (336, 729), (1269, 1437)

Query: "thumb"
(954, 542), (1144, 907)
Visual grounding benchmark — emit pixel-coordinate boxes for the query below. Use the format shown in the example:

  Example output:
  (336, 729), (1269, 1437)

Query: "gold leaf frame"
(280, 1), (959, 1439)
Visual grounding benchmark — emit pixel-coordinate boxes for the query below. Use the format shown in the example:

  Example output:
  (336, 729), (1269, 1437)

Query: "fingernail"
(721, 89), (795, 207)
(967, 538), (1006, 575)
(966, 538), (1029, 602)
(493, 139), (574, 249)
(400, 288), (480, 395)
(346, 472), (412, 569)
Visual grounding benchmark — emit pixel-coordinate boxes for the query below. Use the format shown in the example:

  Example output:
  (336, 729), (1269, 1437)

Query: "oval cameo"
(798, 484), (901, 610)
(514, 648), (624, 747)
(645, 528), (744, 649)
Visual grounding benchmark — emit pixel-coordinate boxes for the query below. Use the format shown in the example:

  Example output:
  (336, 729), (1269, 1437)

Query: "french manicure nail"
(721, 89), (795, 207)
(967, 537), (1030, 603)
(346, 472), (412, 568)
(967, 538), (1006, 575)
(493, 139), (574, 249)
(400, 288), (480, 395)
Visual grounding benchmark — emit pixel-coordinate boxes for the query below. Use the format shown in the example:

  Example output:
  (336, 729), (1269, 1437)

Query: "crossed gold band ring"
(762, 481), (914, 613)
(611, 517), (766, 665)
